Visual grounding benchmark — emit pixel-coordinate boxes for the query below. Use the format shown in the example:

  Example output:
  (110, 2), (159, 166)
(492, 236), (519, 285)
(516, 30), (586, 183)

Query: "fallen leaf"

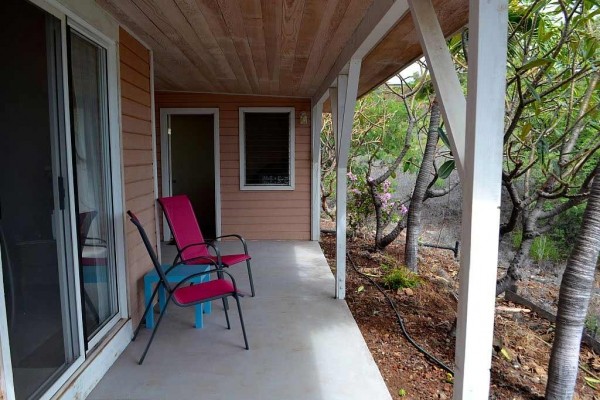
(500, 348), (512, 361)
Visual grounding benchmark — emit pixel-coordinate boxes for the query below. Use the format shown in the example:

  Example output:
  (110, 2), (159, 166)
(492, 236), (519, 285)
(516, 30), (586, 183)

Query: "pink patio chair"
(158, 195), (255, 297)
(127, 211), (249, 365)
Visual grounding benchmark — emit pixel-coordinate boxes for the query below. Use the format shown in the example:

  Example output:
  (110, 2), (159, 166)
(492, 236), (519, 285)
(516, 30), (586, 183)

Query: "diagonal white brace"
(409, 0), (466, 179)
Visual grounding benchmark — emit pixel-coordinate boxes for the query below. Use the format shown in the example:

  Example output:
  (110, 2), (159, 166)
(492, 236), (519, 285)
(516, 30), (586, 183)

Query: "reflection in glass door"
(0, 0), (80, 398)
(68, 30), (119, 340)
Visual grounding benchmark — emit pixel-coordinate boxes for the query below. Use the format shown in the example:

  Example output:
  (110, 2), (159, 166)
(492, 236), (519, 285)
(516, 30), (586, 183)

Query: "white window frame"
(239, 107), (295, 191)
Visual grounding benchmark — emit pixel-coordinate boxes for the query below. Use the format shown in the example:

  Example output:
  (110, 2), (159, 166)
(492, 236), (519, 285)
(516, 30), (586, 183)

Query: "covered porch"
(88, 241), (391, 400)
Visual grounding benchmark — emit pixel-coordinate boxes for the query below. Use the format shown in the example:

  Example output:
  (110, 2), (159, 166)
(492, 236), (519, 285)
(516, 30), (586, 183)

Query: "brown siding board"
(120, 27), (155, 326)
(121, 81), (151, 107)
(155, 91), (311, 240)
(125, 165), (154, 183)
(125, 179), (155, 201)
(122, 98), (152, 121)
(122, 132), (154, 150)
(123, 149), (154, 166)
(120, 63), (151, 92)
(119, 28), (151, 60)
(122, 115), (153, 136)
(118, 44), (150, 78)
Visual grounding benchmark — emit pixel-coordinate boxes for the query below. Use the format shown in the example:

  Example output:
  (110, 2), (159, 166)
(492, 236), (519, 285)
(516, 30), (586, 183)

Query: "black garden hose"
(347, 251), (455, 376)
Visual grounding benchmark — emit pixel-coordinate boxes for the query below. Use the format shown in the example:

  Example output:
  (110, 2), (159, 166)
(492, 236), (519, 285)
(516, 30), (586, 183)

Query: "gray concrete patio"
(88, 241), (391, 400)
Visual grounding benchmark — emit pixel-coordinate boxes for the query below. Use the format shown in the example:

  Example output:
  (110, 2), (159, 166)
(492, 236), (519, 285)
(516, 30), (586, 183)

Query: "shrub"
(530, 235), (561, 263)
(512, 230), (523, 248)
(512, 230), (564, 263)
(550, 203), (585, 259)
(383, 267), (420, 290)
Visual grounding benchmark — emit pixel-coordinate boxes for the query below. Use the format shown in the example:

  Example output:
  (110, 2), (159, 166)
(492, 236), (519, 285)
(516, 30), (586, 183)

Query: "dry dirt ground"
(320, 232), (600, 400)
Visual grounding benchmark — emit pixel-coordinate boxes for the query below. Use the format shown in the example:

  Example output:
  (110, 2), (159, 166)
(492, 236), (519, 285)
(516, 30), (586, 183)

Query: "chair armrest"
(172, 242), (222, 267)
(211, 234), (248, 255)
(164, 255), (220, 276)
(171, 269), (238, 293)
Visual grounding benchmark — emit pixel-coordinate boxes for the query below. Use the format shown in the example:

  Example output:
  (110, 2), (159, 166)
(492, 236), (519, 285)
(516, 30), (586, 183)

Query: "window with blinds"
(239, 108), (295, 190)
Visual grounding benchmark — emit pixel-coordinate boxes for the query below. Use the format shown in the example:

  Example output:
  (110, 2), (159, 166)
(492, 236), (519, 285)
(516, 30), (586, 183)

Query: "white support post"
(311, 101), (324, 241)
(453, 1), (508, 399)
(331, 59), (361, 300)
(409, 0), (466, 178)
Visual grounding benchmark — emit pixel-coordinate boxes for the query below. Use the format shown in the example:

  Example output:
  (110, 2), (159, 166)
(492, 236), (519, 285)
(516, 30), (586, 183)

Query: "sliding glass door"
(0, 1), (80, 398)
(0, 0), (122, 398)
(68, 29), (119, 341)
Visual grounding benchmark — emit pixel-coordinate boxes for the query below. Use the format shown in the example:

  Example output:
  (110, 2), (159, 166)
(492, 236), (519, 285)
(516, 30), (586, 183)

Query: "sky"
(386, 59), (425, 84)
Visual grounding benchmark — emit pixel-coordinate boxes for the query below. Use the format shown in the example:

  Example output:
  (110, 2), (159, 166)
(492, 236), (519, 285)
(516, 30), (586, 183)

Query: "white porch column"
(331, 59), (361, 300)
(311, 101), (324, 241)
(454, 1), (508, 399)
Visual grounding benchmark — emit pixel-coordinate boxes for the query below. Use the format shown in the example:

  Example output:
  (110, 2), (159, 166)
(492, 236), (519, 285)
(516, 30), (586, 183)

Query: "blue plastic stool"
(143, 264), (212, 329)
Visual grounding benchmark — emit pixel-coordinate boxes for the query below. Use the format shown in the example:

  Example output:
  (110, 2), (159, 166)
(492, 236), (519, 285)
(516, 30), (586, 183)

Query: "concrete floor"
(88, 241), (391, 400)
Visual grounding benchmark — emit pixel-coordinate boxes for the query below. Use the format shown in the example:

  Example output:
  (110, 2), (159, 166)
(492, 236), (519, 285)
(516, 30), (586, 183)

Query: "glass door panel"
(0, 1), (80, 398)
(68, 30), (118, 340)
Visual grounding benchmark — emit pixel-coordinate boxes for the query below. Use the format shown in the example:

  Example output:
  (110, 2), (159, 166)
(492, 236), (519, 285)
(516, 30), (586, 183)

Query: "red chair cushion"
(173, 279), (235, 305)
(188, 254), (251, 267)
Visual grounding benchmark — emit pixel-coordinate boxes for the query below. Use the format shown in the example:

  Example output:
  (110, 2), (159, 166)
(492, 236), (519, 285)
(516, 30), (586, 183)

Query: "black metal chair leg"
(217, 269), (230, 310)
(222, 298), (231, 329)
(246, 260), (255, 297)
(138, 296), (170, 365)
(234, 294), (249, 350)
(133, 283), (161, 341)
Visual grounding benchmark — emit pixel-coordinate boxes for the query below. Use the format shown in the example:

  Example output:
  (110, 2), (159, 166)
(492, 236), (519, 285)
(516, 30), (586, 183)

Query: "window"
(239, 108), (295, 190)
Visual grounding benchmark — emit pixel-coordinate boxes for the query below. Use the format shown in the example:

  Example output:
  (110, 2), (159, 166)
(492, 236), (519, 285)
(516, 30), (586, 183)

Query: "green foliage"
(585, 315), (600, 335)
(382, 267), (421, 290)
(512, 230), (523, 249)
(549, 203), (586, 258)
(322, 85), (426, 232)
(530, 235), (562, 263)
(512, 230), (565, 262)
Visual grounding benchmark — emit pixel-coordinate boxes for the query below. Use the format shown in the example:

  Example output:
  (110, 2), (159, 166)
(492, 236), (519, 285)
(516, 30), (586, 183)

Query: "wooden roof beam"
(312, 0), (409, 106)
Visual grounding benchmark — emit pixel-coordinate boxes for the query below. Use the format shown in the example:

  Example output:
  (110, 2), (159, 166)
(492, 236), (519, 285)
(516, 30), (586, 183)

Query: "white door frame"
(159, 108), (222, 240)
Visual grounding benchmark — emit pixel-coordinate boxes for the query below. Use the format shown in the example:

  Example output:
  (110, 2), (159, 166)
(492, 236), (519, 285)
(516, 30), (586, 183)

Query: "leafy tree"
(546, 163), (600, 399)
(320, 77), (425, 242)
(403, 101), (457, 271)
(489, 0), (600, 294)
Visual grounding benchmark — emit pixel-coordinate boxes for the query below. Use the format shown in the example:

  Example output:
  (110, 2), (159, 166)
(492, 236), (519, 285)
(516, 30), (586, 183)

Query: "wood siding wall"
(119, 28), (155, 324)
(155, 93), (311, 240)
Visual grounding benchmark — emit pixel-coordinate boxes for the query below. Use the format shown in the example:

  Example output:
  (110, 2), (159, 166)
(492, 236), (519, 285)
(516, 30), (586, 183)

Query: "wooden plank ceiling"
(97, 0), (468, 99)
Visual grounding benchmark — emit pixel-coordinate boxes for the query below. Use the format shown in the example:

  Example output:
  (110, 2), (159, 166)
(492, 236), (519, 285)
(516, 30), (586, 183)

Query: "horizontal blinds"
(244, 112), (290, 186)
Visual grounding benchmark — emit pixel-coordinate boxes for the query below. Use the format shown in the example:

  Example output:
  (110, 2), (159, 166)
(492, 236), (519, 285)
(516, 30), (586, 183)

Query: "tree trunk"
(405, 102), (441, 271)
(495, 234), (533, 295)
(496, 203), (543, 295)
(377, 218), (407, 250)
(546, 172), (600, 399)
